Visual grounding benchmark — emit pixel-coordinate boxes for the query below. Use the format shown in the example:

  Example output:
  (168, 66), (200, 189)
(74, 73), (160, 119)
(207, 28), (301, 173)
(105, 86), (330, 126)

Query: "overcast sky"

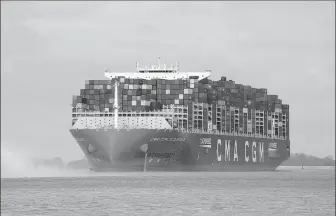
(1, 1), (335, 162)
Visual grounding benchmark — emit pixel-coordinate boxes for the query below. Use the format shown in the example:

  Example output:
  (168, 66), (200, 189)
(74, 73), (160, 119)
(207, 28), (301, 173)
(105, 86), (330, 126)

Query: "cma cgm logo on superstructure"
(199, 138), (211, 148)
(149, 138), (186, 142)
(215, 139), (265, 163)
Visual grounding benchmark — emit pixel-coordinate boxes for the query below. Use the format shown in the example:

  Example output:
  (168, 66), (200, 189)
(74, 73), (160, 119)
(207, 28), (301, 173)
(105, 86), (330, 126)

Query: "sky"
(1, 1), (335, 162)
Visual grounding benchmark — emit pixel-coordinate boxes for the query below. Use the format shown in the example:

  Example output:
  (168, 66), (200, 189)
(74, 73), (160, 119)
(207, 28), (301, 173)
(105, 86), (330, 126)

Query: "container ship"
(70, 58), (290, 171)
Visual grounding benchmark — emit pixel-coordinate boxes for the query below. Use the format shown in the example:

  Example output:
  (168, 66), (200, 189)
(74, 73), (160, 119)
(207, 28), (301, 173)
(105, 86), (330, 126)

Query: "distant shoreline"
(281, 165), (335, 167)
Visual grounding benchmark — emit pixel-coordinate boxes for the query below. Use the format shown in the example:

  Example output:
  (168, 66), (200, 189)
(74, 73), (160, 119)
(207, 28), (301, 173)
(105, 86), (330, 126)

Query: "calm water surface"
(1, 167), (335, 216)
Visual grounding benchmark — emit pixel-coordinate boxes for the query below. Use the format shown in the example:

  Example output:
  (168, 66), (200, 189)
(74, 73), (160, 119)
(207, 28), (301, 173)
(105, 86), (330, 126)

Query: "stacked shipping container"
(72, 76), (289, 139)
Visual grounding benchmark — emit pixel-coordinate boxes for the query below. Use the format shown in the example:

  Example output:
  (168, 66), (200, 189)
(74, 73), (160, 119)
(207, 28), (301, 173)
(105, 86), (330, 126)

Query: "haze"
(1, 1), (335, 162)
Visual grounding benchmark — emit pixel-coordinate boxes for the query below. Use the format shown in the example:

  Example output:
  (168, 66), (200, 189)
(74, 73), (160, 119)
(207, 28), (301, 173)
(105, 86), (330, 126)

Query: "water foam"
(1, 146), (90, 178)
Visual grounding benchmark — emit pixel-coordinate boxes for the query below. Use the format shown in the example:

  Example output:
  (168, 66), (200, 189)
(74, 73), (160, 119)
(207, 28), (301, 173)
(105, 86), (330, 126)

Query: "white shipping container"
(120, 78), (125, 83)
(243, 108), (248, 113)
(99, 85), (103, 89)
(137, 96), (141, 100)
(124, 84), (129, 89)
(105, 108), (109, 112)
(129, 85), (134, 90)
(132, 100), (136, 106)
(190, 83), (194, 88)
(174, 99), (179, 104)
(179, 94), (183, 99)
(184, 89), (188, 94)
(141, 100), (145, 106)
(142, 84), (147, 89)
(190, 79), (194, 84)
(107, 85), (111, 89)
(166, 89), (170, 94)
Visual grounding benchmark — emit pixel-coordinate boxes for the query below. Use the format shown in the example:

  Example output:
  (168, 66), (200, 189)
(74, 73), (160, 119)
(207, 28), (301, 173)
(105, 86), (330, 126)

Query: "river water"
(1, 167), (335, 216)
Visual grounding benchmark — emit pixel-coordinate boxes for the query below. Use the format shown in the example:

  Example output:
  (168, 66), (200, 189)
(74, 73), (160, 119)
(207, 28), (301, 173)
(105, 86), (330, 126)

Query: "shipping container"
(251, 108), (255, 134)
(256, 88), (267, 93)
(267, 95), (278, 101)
(75, 75), (288, 134)
(275, 104), (282, 109)
(220, 76), (227, 81)
(230, 89), (238, 94)
(282, 104), (289, 110)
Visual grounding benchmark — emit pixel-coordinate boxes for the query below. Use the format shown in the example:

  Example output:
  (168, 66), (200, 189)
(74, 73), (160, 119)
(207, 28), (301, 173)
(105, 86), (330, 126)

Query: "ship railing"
(72, 110), (177, 118)
(82, 125), (287, 140)
(79, 122), (287, 140)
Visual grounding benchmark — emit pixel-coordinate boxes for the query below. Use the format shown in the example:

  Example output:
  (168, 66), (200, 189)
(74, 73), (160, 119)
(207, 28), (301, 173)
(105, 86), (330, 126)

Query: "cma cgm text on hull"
(209, 139), (266, 163)
(149, 136), (267, 162)
(70, 58), (290, 171)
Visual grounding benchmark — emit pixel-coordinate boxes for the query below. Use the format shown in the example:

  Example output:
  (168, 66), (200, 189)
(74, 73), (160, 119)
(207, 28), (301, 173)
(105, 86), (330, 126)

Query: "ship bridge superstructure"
(104, 57), (211, 81)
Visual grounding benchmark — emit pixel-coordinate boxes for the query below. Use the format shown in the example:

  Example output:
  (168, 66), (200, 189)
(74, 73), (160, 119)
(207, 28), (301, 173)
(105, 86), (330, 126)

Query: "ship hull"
(69, 129), (290, 172)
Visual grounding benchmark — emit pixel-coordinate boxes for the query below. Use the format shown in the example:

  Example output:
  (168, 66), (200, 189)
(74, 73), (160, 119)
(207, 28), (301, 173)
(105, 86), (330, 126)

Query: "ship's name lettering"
(216, 140), (264, 163)
(200, 138), (211, 145)
(150, 137), (186, 142)
(140, 153), (174, 159)
(75, 138), (85, 142)
(268, 142), (277, 149)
